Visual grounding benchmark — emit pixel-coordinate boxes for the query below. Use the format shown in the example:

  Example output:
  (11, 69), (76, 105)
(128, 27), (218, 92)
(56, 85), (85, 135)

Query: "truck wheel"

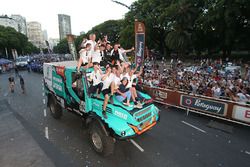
(89, 122), (114, 156)
(48, 95), (62, 119)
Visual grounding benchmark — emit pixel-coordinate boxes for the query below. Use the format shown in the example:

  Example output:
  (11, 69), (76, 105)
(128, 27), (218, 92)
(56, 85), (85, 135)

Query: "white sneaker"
(134, 103), (142, 109)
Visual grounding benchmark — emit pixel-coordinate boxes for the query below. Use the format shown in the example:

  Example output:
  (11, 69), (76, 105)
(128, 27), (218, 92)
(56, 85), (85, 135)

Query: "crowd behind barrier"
(143, 58), (250, 104)
(141, 85), (250, 125)
(141, 58), (250, 125)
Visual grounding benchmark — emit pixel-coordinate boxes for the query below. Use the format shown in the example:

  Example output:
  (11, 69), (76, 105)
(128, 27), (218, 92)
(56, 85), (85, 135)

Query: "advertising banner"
(232, 105), (250, 123)
(154, 89), (168, 102)
(180, 95), (228, 116)
(135, 21), (145, 66)
(66, 35), (77, 60)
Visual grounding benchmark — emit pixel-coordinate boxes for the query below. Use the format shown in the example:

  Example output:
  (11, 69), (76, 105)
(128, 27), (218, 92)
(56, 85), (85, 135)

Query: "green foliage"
(52, 0), (250, 58)
(0, 25), (39, 57)
(87, 20), (123, 44)
(53, 38), (69, 54)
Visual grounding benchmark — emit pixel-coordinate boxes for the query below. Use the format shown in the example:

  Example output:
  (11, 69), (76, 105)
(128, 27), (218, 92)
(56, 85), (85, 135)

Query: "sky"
(0, 0), (136, 39)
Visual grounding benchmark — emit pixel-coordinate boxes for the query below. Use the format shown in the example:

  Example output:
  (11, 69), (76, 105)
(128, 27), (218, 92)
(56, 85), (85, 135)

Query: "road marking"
(181, 121), (207, 133)
(43, 99), (46, 104)
(42, 87), (44, 91)
(130, 139), (144, 152)
(44, 109), (47, 117)
(45, 127), (49, 139)
(42, 93), (45, 96)
(245, 151), (250, 155)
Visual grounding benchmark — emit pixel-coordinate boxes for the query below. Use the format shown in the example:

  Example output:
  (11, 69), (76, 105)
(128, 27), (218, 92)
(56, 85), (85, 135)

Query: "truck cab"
(43, 61), (160, 156)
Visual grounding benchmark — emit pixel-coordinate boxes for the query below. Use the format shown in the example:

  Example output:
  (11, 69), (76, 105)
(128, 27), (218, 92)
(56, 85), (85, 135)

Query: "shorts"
(82, 63), (88, 66)
(93, 62), (99, 65)
(102, 87), (111, 95)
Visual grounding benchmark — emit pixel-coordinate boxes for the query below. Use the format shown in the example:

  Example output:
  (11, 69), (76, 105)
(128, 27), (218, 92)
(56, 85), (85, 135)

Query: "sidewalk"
(0, 99), (55, 167)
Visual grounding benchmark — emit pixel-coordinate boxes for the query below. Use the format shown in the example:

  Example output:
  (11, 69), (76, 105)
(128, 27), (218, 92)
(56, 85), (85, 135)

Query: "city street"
(0, 71), (250, 167)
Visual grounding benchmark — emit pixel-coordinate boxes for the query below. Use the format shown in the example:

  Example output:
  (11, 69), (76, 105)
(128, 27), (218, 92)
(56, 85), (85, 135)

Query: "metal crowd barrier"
(142, 86), (250, 126)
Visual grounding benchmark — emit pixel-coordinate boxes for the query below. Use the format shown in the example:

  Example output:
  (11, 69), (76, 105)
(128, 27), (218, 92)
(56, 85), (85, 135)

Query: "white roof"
(44, 61), (77, 68)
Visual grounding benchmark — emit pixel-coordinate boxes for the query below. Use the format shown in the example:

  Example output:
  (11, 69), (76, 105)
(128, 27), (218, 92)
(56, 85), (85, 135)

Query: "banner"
(232, 105), (250, 123)
(180, 95), (228, 116)
(141, 85), (250, 125)
(135, 21), (145, 66)
(66, 34), (77, 60)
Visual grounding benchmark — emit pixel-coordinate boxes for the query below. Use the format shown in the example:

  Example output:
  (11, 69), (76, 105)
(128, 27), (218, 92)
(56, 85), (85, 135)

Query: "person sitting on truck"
(88, 63), (103, 98)
(77, 43), (92, 71)
(121, 64), (143, 108)
(115, 77), (132, 106)
(101, 65), (116, 119)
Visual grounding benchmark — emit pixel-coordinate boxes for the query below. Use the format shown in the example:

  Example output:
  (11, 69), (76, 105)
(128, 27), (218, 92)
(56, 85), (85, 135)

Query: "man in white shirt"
(88, 64), (103, 98)
(101, 65), (115, 119)
(77, 43), (92, 72)
(91, 45), (102, 65)
(84, 33), (97, 55)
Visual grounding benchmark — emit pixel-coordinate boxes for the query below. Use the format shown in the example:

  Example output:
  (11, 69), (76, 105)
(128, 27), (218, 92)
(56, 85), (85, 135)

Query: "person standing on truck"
(85, 33), (96, 53)
(110, 44), (134, 65)
(77, 43), (92, 71)
(101, 65), (115, 119)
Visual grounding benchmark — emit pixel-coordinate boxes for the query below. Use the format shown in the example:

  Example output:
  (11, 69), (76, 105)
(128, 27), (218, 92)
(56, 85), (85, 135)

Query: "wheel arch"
(86, 113), (112, 137)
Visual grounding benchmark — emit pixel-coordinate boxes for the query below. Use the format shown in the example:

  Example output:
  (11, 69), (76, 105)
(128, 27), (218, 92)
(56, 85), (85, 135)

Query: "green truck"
(43, 61), (160, 156)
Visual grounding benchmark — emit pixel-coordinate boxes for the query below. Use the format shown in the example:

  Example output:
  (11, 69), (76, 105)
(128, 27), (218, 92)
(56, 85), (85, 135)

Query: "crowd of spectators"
(143, 58), (250, 104)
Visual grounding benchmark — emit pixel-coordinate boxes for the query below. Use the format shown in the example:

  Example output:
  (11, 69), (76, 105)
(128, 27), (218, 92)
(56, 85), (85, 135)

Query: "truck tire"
(89, 122), (114, 156)
(48, 95), (62, 119)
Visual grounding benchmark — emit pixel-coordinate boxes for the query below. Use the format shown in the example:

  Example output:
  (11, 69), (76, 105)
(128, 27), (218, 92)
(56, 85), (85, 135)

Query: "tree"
(165, 0), (204, 57)
(87, 20), (123, 44)
(53, 38), (69, 54)
(195, 0), (250, 57)
(0, 25), (39, 58)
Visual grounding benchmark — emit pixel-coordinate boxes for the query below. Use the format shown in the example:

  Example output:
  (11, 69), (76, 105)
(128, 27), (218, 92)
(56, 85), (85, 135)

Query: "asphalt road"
(0, 70), (250, 167)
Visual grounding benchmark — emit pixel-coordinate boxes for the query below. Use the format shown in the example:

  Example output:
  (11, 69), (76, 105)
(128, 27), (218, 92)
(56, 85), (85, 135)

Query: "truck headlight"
(121, 131), (126, 136)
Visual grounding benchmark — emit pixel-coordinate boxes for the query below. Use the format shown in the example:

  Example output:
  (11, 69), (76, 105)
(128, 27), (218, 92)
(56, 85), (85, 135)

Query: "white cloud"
(0, 0), (135, 38)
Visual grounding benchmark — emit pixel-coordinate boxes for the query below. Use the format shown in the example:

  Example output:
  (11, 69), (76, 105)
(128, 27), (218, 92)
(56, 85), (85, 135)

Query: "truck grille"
(134, 106), (151, 117)
(134, 106), (152, 123)
(137, 112), (152, 122)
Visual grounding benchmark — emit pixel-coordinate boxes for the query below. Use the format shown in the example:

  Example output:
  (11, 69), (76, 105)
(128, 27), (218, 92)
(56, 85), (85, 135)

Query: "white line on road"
(45, 127), (49, 139)
(43, 99), (46, 104)
(42, 87), (44, 91)
(42, 93), (45, 96)
(130, 139), (144, 152)
(245, 151), (250, 155)
(181, 121), (207, 134)
(44, 109), (47, 117)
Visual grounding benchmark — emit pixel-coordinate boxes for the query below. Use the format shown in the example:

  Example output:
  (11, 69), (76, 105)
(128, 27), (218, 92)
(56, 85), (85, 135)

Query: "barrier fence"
(142, 86), (250, 126)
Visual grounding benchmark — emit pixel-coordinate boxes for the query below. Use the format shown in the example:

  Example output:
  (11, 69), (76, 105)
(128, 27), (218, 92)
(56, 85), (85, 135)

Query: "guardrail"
(142, 86), (250, 126)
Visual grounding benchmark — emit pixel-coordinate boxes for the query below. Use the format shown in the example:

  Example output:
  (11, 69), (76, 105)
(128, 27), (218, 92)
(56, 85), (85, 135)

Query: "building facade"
(0, 15), (18, 31)
(27, 21), (44, 48)
(58, 14), (71, 40)
(11, 15), (27, 36)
